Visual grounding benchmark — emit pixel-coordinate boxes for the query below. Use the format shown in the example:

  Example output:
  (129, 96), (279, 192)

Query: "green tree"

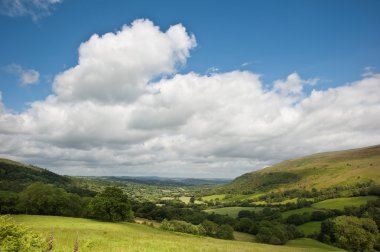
(0, 191), (18, 214)
(322, 215), (379, 251)
(0, 215), (45, 252)
(235, 217), (253, 233)
(215, 224), (234, 240)
(17, 182), (85, 216)
(201, 220), (218, 237)
(89, 187), (134, 222)
(189, 196), (195, 204)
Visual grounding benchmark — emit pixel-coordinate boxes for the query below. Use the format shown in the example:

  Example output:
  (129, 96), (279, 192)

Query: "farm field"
(204, 207), (263, 218)
(201, 193), (264, 203)
(10, 215), (333, 252)
(201, 193), (301, 205)
(296, 221), (322, 236)
(312, 196), (378, 210)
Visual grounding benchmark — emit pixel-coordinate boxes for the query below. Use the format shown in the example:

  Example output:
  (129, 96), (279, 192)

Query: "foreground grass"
(204, 207), (263, 218)
(11, 215), (334, 252)
(312, 196), (378, 210)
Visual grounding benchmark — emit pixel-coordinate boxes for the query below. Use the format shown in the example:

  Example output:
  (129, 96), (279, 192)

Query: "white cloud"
(0, 20), (379, 178)
(5, 64), (40, 85)
(0, 0), (63, 21)
(273, 72), (318, 97)
(53, 19), (196, 103)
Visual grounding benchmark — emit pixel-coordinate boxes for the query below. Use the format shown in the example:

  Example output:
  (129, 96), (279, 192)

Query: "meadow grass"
(204, 207), (263, 218)
(312, 196), (378, 210)
(10, 215), (334, 252)
(296, 221), (321, 236)
(286, 238), (343, 251)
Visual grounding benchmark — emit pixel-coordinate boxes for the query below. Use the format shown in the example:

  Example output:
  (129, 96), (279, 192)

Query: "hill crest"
(220, 145), (380, 194)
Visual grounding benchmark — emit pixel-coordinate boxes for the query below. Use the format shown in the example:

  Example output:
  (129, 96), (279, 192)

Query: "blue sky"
(0, 0), (379, 177)
(1, 0), (379, 111)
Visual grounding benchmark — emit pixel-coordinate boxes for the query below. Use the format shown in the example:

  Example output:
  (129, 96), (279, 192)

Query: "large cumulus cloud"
(1, 19), (379, 177)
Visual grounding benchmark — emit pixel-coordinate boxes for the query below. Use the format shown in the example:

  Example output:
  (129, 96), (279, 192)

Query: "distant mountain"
(92, 176), (231, 186)
(219, 145), (380, 194)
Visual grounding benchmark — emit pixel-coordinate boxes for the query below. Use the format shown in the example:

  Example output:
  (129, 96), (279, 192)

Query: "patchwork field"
(201, 193), (265, 203)
(10, 215), (335, 252)
(312, 196), (378, 210)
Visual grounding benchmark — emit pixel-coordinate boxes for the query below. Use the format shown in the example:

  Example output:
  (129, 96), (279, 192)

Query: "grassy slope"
(286, 238), (343, 251)
(220, 145), (380, 193)
(11, 215), (333, 252)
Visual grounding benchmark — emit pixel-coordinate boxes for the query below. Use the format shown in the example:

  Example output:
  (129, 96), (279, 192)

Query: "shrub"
(161, 220), (206, 236)
(0, 215), (45, 252)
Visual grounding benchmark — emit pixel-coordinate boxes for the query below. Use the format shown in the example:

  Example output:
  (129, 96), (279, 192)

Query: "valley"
(1, 145), (379, 251)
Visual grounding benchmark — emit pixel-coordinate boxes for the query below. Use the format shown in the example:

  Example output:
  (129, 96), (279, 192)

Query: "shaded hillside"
(220, 145), (380, 194)
(0, 158), (94, 196)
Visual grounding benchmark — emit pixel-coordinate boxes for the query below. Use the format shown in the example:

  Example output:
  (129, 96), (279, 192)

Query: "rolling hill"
(219, 145), (380, 194)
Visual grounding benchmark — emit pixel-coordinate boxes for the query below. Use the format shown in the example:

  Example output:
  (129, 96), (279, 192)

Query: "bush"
(256, 221), (303, 245)
(311, 210), (331, 221)
(161, 219), (206, 236)
(321, 215), (379, 251)
(0, 215), (45, 252)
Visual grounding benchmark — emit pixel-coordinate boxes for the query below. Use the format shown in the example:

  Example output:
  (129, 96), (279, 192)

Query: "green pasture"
(312, 196), (378, 210)
(297, 221), (322, 236)
(8, 215), (334, 252)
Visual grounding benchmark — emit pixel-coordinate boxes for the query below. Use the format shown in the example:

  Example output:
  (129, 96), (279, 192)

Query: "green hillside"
(11, 215), (336, 252)
(219, 145), (380, 194)
(0, 158), (71, 192)
(0, 158), (95, 196)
